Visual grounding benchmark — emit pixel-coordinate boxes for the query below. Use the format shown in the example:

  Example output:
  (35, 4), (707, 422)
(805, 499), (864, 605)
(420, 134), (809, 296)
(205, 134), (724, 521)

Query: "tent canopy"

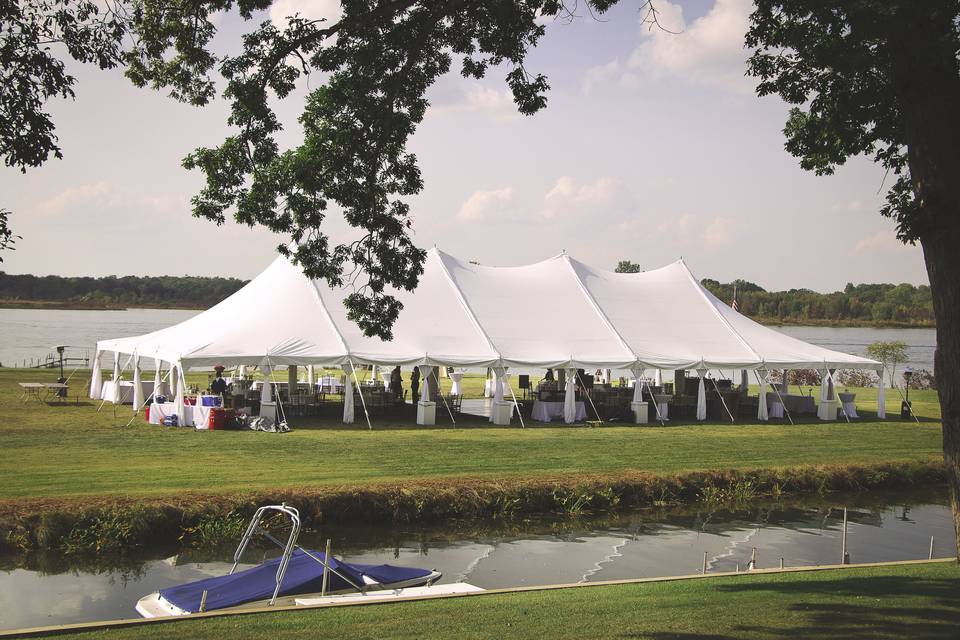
(97, 249), (881, 371)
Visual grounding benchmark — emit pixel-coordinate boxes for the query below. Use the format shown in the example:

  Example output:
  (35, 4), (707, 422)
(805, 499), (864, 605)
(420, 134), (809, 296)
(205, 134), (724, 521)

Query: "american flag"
(731, 286), (739, 312)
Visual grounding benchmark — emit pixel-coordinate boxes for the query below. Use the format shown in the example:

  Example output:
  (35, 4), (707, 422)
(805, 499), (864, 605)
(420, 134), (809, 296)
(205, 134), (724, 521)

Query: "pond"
(0, 488), (953, 631)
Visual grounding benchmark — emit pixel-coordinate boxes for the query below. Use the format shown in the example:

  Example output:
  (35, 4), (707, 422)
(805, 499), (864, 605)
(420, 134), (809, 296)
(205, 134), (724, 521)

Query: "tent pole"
(97, 354), (131, 412)
(710, 373), (735, 423)
(349, 359), (373, 430)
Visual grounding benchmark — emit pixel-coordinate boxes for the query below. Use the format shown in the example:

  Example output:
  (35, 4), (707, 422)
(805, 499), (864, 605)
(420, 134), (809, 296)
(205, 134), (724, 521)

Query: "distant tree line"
(701, 278), (934, 326)
(0, 272), (247, 309)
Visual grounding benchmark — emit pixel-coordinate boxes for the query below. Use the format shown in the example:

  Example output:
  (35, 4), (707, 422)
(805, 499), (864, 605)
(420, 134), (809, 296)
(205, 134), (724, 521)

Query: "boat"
(136, 504), (481, 618)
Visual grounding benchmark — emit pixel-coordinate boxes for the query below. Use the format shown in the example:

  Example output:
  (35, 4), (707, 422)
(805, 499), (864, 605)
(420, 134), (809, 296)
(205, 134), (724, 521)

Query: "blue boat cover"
(160, 550), (434, 613)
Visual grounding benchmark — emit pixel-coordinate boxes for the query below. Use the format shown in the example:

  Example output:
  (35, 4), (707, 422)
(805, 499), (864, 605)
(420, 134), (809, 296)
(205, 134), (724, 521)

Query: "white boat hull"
(135, 570), (472, 618)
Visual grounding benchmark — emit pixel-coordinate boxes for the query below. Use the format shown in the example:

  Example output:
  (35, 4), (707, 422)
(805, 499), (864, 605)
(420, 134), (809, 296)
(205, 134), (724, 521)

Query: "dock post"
(702, 551), (707, 574)
(748, 547), (757, 570)
(841, 507), (850, 565)
(199, 590), (208, 613)
(321, 538), (332, 596)
(929, 536), (935, 560)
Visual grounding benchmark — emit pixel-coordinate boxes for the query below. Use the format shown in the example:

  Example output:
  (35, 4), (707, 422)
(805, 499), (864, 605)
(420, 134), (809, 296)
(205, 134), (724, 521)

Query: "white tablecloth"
(838, 392), (858, 418)
(532, 400), (587, 422)
(148, 401), (193, 426)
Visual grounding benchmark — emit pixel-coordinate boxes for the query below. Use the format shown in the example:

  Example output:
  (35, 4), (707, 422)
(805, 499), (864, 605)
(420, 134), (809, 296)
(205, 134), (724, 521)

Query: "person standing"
(390, 365), (403, 400)
(410, 366), (420, 403)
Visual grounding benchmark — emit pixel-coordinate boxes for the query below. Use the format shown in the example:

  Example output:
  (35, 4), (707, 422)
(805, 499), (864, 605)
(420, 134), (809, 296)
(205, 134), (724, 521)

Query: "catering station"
(90, 248), (886, 429)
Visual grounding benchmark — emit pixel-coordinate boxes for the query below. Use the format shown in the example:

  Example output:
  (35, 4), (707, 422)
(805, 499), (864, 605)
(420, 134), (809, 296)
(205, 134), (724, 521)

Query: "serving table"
(531, 399), (586, 422)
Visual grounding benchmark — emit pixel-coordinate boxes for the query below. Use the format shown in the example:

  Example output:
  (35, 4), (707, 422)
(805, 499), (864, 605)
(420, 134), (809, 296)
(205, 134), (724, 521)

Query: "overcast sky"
(0, 0), (927, 292)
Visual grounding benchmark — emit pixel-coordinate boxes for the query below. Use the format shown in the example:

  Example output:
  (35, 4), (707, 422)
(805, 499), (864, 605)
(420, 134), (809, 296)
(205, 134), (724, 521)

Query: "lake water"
(0, 489), (953, 631)
(0, 308), (937, 373)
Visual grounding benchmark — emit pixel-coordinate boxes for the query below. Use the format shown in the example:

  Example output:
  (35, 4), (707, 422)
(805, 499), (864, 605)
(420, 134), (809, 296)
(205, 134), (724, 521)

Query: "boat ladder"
(230, 504), (365, 606)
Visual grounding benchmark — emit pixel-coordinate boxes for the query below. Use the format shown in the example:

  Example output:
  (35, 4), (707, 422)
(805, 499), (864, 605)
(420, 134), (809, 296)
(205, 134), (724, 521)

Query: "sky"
(0, 0), (928, 292)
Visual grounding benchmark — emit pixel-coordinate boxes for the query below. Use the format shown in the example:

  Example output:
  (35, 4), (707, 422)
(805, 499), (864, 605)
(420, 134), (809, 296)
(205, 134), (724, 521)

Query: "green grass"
(58, 562), (960, 639)
(0, 368), (943, 501)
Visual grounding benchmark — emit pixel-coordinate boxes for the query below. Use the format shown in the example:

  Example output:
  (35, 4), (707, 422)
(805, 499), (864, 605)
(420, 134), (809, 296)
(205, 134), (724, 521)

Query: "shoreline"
(0, 301), (938, 328)
(1, 460), (944, 556)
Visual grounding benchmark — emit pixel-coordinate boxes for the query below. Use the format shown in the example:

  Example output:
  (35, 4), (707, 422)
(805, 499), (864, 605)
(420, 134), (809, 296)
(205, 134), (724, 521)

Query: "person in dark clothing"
(210, 365), (228, 395)
(544, 369), (554, 381)
(389, 365), (403, 400)
(410, 367), (420, 403)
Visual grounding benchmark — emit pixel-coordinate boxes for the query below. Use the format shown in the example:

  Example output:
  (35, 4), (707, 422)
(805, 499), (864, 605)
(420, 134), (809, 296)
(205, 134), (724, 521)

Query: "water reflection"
(0, 489), (954, 631)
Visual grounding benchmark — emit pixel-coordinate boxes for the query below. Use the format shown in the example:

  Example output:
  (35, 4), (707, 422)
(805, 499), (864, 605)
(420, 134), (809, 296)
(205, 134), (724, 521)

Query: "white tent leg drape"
(631, 368), (645, 403)
(111, 352), (121, 403)
(490, 366), (507, 423)
(564, 367), (577, 424)
(238, 365), (246, 378)
(89, 350), (103, 399)
(741, 369), (749, 392)
(654, 369), (663, 386)
(307, 365), (315, 387)
(419, 365), (432, 402)
(781, 369), (790, 395)
(877, 368), (886, 419)
(342, 363), (354, 423)
(817, 368), (832, 420)
(696, 368), (707, 421)
(260, 365), (273, 403)
(173, 363), (185, 424)
(132, 356), (142, 412)
(757, 370), (769, 421)
(288, 365), (297, 388)
(153, 360), (161, 401)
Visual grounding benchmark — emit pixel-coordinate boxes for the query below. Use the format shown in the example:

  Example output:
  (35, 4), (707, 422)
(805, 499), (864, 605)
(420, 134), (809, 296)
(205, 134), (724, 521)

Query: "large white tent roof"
(97, 249), (880, 371)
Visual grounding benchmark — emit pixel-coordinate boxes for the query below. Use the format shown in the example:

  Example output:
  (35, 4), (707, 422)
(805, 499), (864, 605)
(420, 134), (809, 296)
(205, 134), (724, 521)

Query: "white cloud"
(458, 188), (514, 220)
(270, 0), (342, 26)
(625, 0), (754, 94)
(832, 199), (865, 212)
(581, 59), (622, 95)
(542, 176), (617, 218)
(430, 85), (521, 122)
(34, 182), (185, 218)
(657, 212), (696, 237)
(702, 215), (735, 248)
(855, 231), (912, 254)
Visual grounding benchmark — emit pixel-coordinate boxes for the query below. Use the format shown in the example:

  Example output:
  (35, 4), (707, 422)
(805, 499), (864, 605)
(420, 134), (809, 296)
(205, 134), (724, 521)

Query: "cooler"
(208, 408), (235, 430)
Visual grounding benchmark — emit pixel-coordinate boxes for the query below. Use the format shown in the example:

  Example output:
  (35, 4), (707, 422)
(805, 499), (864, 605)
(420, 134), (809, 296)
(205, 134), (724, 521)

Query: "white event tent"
(90, 249), (884, 426)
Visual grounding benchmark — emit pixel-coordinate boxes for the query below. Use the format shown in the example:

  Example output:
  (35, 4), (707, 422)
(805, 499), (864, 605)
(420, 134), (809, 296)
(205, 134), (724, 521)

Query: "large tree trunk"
(887, 5), (960, 557)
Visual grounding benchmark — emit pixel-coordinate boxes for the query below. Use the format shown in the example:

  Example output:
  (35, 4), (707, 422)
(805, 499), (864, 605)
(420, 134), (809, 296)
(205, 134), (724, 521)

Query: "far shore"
(0, 300), (938, 329)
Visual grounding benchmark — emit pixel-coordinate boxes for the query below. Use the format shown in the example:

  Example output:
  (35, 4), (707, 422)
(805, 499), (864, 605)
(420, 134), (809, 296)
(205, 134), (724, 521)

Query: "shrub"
(788, 369), (821, 385)
(837, 369), (877, 388)
(910, 368), (937, 390)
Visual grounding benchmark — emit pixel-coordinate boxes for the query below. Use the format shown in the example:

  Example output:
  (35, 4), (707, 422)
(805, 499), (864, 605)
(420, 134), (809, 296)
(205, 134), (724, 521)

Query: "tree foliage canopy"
(2, 0), (636, 338)
(746, 1), (960, 243)
(614, 259), (642, 273)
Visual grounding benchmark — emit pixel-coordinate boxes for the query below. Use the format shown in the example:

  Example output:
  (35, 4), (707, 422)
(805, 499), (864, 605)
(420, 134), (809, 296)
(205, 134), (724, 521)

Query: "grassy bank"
(0, 367), (946, 553)
(27, 561), (960, 639)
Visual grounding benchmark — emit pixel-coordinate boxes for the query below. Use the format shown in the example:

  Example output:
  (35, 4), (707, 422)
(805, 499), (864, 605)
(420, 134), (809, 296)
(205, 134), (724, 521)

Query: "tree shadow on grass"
(623, 573), (960, 640)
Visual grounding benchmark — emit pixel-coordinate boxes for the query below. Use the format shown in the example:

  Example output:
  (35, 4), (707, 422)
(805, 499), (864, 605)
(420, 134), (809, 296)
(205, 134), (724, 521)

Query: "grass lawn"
(0, 368), (943, 502)
(56, 562), (960, 640)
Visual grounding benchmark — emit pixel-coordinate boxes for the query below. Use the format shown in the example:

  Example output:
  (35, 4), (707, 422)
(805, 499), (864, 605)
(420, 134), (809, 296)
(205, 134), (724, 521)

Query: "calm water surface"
(0, 490), (953, 631)
(0, 308), (937, 373)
